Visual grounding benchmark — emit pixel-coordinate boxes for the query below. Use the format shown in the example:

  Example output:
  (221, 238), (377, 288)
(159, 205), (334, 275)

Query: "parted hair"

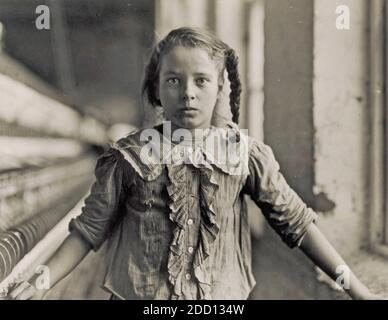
(142, 27), (241, 124)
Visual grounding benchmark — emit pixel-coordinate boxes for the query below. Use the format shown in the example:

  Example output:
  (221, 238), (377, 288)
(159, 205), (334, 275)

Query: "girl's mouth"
(179, 108), (199, 117)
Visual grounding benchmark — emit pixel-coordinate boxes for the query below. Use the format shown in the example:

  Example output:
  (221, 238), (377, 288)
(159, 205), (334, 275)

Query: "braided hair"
(142, 27), (242, 124)
(225, 48), (241, 124)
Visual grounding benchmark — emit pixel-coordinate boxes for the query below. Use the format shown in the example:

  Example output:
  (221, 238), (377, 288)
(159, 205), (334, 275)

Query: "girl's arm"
(299, 223), (381, 300)
(8, 148), (131, 300)
(9, 232), (92, 300)
(245, 140), (385, 299)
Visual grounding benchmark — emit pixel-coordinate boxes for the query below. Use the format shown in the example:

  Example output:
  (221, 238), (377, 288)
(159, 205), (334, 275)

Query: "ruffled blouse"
(69, 124), (317, 300)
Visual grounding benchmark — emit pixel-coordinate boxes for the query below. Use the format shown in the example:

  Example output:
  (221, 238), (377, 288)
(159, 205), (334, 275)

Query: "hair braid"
(225, 48), (241, 124)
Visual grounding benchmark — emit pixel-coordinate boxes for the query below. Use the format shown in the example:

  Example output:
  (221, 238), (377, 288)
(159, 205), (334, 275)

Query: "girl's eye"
(167, 78), (179, 85)
(196, 78), (209, 86)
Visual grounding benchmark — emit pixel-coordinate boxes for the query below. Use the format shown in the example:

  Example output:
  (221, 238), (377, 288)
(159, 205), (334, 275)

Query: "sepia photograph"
(0, 0), (387, 304)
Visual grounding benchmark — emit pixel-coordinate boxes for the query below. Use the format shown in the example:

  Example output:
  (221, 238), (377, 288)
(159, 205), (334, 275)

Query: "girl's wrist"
(346, 280), (370, 300)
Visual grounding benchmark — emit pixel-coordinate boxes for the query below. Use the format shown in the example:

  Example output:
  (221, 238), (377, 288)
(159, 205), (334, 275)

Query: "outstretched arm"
(299, 223), (381, 300)
(8, 148), (131, 300)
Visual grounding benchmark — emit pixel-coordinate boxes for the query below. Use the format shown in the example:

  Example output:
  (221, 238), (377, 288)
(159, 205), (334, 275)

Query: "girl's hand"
(8, 281), (48, 300)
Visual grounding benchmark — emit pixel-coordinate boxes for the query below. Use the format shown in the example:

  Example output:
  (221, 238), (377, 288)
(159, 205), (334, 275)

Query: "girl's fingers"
(9, 281), (29, 298)
(9, 281), (34, 299)
(16, 284), (36, 300)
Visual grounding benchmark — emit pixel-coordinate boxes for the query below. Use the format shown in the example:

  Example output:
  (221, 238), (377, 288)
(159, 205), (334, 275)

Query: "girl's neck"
(162, 121), (212, 146)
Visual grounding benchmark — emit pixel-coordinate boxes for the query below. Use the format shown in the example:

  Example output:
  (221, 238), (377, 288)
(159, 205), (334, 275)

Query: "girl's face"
(157, 46), (221, 129)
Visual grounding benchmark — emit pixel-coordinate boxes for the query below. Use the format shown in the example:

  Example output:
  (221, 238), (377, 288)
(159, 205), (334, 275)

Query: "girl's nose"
(182, 81), (195, 101)
(183, 93), (195, 101)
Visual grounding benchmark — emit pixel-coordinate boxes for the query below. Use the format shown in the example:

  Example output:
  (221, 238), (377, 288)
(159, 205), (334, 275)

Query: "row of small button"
(187, 219), (194, 253)
(186, 216), (194, 280)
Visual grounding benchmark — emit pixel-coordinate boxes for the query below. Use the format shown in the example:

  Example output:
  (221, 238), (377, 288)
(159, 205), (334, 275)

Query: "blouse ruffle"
(166, 161), (220, 300)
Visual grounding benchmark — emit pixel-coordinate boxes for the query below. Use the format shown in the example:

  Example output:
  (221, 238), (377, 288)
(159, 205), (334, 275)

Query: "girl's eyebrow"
(193, 72), (213, 77)
(162, 70), (179, 76)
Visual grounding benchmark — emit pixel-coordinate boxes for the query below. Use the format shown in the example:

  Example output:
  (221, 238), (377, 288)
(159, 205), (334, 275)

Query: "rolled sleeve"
(69, 147), (132, 251)
(244, 139), (318, 248)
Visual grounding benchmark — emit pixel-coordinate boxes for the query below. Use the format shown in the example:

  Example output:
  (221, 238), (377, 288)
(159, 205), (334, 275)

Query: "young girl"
(9, 27), (381, 300)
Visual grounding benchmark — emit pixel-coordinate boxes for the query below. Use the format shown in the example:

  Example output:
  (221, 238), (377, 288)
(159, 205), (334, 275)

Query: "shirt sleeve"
(69, 147), (133, 251)
(243, 139), (318, 248)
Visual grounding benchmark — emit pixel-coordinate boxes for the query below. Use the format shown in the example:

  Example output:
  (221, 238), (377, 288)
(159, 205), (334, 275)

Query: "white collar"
(114, 124), (251, 179)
